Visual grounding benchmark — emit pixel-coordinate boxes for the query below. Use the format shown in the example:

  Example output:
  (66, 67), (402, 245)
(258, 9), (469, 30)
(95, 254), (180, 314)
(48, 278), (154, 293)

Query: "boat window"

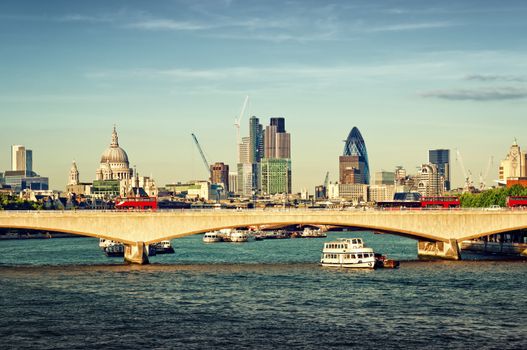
(357, 253), (363, 258)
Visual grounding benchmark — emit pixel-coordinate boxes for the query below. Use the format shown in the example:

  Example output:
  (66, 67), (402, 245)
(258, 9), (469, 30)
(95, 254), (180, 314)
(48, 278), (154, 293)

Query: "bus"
(114, 197), (158, 211)
(506, 196), (527, 208)
(420, 196), (460, 209)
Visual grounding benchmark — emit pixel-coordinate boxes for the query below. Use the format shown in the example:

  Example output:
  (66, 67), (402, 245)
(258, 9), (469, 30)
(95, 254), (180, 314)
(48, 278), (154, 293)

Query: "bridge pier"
(124, 242), (149, 265)
(417, 239), (461, 260)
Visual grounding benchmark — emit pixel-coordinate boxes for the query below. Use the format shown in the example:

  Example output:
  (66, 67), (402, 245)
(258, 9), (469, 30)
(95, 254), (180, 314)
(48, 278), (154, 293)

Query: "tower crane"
(191, 133), (211, 177)
(479, 156), (494, 191)
(234, 96), (249, 161)
(455, 149), (473, 192)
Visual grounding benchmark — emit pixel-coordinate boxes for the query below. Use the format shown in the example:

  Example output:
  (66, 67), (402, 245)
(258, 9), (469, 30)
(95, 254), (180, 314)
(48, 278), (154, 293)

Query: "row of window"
(324, 253), (373, 259)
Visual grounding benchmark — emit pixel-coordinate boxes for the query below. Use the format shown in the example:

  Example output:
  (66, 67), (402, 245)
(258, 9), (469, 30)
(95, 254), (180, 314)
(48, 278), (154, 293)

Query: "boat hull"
(320, 260), (376, 268)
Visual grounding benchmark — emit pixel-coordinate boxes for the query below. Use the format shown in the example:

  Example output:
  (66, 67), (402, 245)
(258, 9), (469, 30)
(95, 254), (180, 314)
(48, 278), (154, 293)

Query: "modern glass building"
(259, 158), (292, 195)
(342, 127), (370, 185)
(429, 149), (450, 191)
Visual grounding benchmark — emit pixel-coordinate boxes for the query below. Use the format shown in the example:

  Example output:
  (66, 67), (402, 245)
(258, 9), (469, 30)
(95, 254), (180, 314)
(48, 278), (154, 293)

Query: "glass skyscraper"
(341, 127), (370, 185)
(429, 149), (450, 191)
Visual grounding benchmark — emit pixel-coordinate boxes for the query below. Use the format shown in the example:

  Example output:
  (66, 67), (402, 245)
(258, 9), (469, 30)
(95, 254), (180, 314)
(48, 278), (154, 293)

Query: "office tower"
(11, 145), (26, 172)
(210, 162), (230, 193)
(429, 149), (450, 191)
(374, 170), (395, 185)
(260, 117), (292, 195)
(270, 117), (285, 133)
(249, 116), (264, 163)
(238, 137), (250, 164)
(260, 158), (291, 195)
(25, 150), (33, 174)
(339, 156), (361, 184)
(341, 127), (369, 184)
(228, 172), (238, 194)
(264, 117), (291, 159)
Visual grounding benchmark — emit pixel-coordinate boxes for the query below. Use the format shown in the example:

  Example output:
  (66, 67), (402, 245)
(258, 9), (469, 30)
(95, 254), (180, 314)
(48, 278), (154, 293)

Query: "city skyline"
(1, 0), (527, 191)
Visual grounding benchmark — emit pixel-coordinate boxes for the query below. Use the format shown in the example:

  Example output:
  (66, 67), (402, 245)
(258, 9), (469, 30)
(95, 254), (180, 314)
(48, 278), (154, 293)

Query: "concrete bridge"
(1, 209), (527, 264)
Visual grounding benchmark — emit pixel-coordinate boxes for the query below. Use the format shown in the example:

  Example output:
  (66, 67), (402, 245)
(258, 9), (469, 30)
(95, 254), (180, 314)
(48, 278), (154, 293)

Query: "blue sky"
(1, 0), (526, 191)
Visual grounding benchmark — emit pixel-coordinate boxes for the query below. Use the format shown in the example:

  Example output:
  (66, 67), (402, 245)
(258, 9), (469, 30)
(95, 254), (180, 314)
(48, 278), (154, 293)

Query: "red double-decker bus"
(114, 197), (158, 211)
(506, 196), (527, 208)
(420, 196), (460, 208)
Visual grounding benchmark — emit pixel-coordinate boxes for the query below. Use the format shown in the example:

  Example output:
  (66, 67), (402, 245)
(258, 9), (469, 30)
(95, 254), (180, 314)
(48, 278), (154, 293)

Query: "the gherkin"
(343, 127), (370, 184)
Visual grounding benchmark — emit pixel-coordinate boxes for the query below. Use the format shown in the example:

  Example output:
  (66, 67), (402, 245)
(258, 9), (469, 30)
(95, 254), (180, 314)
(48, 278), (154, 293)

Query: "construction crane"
(234, 96), (249, 161)
(479, 156), (494, 191)
(455, 149), (473, 192)
(191, 133), (211, 176)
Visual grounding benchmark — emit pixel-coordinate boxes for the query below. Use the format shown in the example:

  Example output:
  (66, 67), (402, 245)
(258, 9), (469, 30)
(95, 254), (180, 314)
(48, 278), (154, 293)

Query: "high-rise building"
(259, 158), (291, 195)
(339, 156), (361, 184)
(270, 117), (285, 133)
(341, 127), (369, 184)
(228, 172), (238, 195)
(264, 117), (291, 159)
(25, 150), (33, 174)
(11, 145), (26, 172)
(210, 162), (229, 192)
(429, 149), (450, 191)
(260, 117), (292, 195)
(249, 116), (264, 163)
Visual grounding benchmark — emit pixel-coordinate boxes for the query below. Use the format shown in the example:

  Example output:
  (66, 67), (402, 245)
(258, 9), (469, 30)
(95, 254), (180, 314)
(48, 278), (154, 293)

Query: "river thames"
(0, 231), (525, 349)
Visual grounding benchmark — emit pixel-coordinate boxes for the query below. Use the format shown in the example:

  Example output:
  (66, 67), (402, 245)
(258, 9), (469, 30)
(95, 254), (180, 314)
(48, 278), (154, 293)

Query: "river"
(0, 231), (525, 349)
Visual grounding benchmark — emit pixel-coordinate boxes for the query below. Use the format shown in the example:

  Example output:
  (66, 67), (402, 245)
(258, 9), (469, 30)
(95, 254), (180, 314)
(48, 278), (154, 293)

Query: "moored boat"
(104, 242), (124, 257)
(301, 227), (327, 238)
(203, 231), (222, 243)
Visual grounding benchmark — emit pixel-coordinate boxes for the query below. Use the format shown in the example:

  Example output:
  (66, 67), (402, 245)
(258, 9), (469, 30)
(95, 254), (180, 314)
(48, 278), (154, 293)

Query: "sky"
(1, 0), (526, 191)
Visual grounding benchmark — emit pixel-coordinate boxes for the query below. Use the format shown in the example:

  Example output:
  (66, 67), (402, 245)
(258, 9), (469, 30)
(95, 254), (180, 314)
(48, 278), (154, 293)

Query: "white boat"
(153, 240), (175, 254)
(301, 227), (327, 238)
(225, 229), (249, 243)
(203, 231), (222, 243)
(320, 238), (376, 268)
(99, 238), (119, 249)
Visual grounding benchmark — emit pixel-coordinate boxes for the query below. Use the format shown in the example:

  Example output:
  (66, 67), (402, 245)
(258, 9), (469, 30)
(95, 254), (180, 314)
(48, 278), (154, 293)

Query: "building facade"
(374, 170), (395, 185)
(95, 126), (133, 181)
(260, 158), (291, 195)
(210, 162), (230, 193)
(417, 164), (442, 197)
(429, 149), (450, 191)
(499, 140), (525, 182)
(341, 127), (369, 184)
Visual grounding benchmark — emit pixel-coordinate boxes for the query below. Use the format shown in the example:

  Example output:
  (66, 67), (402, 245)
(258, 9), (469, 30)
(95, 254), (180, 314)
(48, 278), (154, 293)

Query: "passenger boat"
(104, 242), (125, 257)
(203, 231), (222, 243)
(153, 240), (175, 254)
(320, 238), (376, 268)
(226, 230), (249, 243)
(301, 227), (327, 238)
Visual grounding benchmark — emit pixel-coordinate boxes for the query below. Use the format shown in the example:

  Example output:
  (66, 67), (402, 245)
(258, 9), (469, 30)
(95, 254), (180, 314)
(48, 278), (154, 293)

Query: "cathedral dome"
(100, 147), (129, 164)
(100, 126), (129, 165)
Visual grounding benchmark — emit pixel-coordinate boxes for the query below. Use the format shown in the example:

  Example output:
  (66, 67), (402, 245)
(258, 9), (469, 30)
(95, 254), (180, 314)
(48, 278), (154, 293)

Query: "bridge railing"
(0, 207), (526, 214)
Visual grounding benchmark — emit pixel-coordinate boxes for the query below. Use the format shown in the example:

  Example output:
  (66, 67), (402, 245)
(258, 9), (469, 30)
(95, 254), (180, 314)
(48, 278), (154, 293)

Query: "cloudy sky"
(1, 0), (526, 191)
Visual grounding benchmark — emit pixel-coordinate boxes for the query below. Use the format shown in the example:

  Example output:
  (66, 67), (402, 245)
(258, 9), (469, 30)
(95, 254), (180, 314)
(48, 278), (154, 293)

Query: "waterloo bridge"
(1, 208), (527, 264)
